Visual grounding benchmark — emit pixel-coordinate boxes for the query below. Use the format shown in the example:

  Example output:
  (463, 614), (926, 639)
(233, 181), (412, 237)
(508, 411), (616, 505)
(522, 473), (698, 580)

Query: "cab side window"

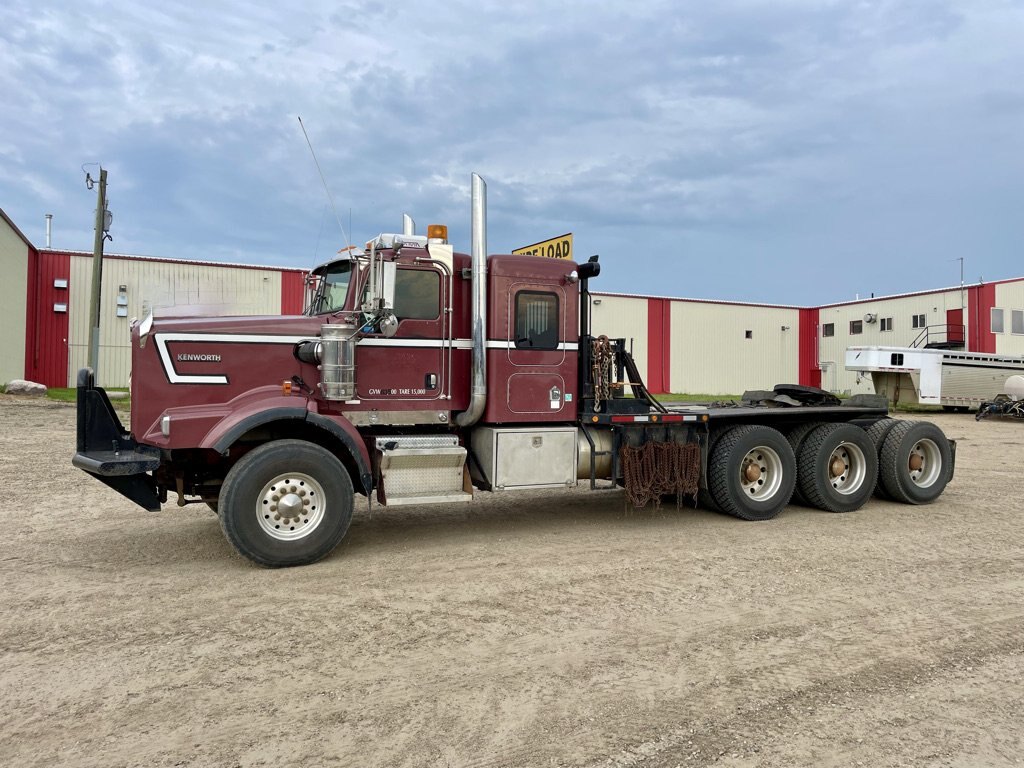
(394, 269), (440, 321)
(514, 291), (559, 349)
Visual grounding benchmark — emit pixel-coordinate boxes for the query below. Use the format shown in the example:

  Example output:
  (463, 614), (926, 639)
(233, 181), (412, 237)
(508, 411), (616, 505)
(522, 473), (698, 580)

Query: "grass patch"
(47, 387), (130, 406)
(654, 392), (743, 403)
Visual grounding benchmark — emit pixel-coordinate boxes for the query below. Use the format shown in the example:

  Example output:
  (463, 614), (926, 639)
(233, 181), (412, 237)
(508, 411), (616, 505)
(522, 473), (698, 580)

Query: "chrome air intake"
(319, 322), (357, 400)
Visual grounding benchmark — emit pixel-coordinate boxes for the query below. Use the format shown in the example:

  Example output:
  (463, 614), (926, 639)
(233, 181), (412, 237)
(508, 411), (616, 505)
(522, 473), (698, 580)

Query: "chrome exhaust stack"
(456, 173), (488, 427)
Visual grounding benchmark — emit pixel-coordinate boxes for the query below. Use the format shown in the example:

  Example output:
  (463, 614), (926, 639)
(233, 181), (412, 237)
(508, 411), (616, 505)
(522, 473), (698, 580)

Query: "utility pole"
(87, 167), (108, 375)
(958, 257), (964, 310)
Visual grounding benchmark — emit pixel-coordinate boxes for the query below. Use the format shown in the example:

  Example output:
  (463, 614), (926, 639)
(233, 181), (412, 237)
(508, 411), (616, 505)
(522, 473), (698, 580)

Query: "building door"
(946, 308), (964, 346)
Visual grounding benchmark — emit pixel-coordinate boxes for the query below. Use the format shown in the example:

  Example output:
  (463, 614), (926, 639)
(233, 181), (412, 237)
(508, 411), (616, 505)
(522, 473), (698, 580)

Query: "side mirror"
(379, 261), (397, 310)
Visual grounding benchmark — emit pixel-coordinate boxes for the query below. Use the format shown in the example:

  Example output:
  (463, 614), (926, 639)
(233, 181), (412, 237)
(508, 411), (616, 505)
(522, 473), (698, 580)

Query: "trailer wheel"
(708, 425), (795, 521)
(796, 424), (878, 513)
(864, 418), (899, 499)
(785, 421), (826, 505)
(878, 421), (952, 504)
(219, 439), (354, 567)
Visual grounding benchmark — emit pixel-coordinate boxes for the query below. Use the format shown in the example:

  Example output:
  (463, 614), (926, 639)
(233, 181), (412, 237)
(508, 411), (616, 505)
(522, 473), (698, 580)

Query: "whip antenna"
(298, 116), (350, 250)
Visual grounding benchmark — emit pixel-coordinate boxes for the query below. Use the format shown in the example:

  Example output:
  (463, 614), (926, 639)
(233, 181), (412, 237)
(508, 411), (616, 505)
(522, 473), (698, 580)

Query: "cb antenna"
(298, 116), (350, 250)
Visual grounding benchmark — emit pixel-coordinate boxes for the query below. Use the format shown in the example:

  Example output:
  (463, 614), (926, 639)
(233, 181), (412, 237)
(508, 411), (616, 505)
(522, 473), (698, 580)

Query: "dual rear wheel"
(703, 419), (951, 520)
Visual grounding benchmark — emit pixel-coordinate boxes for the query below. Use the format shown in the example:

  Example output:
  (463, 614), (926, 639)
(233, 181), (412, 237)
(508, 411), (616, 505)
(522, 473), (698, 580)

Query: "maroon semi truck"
(73, 174), (955, 567)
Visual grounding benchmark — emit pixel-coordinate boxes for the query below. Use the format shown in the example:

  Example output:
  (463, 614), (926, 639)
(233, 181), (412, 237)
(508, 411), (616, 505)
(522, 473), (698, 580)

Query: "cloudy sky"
(2, 0), (1022, 304)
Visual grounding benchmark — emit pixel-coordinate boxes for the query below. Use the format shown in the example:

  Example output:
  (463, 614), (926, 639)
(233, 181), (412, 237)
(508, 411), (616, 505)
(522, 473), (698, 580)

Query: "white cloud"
(1, 0), (1022, 301)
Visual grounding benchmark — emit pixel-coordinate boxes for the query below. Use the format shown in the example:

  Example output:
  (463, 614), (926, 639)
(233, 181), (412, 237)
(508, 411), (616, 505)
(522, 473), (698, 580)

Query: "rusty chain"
(592, 335), (613, 410)
(621, 441), (701, 509)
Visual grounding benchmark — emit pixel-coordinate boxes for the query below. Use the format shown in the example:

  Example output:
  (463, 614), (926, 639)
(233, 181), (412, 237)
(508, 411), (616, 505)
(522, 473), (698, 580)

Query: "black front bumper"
(72, 368), (163, 511)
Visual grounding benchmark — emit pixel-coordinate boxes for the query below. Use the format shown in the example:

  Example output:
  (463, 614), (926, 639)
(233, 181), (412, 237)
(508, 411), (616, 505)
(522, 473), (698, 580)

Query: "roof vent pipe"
(456, 173), (487, 427)
(402, 213), (415, 237)
(45, 213), (52, 248)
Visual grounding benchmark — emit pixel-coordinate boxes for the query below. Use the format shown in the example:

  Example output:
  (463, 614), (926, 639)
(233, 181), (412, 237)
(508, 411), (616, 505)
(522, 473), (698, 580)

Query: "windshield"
(306, 260), (353, 315)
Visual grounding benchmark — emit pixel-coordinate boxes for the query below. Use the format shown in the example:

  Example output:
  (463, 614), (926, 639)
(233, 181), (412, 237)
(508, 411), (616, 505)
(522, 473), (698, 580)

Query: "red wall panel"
(646, 298), (671, 394)
(25, 250), (71, 388)
(966, 283), (997, 353)
(281, 270), (306, 315)
(798, 307), (821, 388)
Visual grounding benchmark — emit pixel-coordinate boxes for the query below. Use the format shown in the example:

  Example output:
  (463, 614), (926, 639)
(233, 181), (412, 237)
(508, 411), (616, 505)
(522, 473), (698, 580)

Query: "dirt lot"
(1, 399), (1022, 768)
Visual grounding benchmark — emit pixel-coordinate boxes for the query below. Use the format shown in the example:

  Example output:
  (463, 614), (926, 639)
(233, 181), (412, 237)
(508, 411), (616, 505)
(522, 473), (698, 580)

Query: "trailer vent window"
(891, 353), (904, 366)
(849, 320), (863, 335)
(880, 317), (893, 331)
(515, 291), (559, 350)
(1013, 310), (1024, 335)
(745, 330), (753, 339)
(912, 314), (926, 329)
(822, 323), (834, 337)
(992, 308), (1004, 334)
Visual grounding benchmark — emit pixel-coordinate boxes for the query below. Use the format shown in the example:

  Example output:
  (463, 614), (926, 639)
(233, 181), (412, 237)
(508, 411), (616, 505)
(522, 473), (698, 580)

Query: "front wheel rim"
(827, 441), (868, 496)
(908, 438), (942, 488)
(256, 472), (326, 541)
(740, 446), (784, 500)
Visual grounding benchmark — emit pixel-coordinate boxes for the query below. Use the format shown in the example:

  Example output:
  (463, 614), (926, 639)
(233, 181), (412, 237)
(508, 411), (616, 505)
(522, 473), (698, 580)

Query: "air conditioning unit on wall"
(863, 313), (877, 324)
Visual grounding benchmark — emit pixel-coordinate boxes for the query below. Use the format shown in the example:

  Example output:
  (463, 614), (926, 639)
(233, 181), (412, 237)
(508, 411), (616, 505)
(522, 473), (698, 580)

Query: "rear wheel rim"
(740, 446), (783, 500)
(256, 472), (326, 541)
(827, 441), (868, 496)
(908, 438), (942, 488)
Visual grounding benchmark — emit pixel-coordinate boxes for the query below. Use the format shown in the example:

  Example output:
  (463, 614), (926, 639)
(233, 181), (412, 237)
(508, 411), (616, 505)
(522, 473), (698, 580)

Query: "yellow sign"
(512, 233), (573, 261)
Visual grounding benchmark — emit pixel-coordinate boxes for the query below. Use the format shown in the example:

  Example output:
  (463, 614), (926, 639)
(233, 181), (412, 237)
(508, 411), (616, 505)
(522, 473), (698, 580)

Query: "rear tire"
(796, 423), (878, 513)
(708, 425), (795, 521)
(219, 439), (354, 567)
(864, 418), (900, 499)
(785, 421), (826, 505)
(878, 421), (952, 504)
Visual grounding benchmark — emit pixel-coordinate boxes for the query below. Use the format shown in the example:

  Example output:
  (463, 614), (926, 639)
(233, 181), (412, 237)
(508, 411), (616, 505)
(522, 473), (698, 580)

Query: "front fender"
(201, 398), (372, 496)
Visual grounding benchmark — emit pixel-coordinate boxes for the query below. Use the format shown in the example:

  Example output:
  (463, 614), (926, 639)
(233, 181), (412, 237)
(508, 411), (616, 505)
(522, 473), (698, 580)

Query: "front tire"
(219, 439), (354, 567)
(707, 425), (796, 521)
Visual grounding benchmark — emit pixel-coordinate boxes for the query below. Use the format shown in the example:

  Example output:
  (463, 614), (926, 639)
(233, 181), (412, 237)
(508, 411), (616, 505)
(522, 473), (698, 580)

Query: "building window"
(822, 323), (834, 337)
(1013, 310), (1024, 335)
(394, 269), (440, 320)
(912, 314), (926, 329)
(745, 330), (753, 339)
(514, 291), (559, 349)
(880, 317), (893, 332)
(849, 320), (863, 335)
(992, 308), (1004, 334)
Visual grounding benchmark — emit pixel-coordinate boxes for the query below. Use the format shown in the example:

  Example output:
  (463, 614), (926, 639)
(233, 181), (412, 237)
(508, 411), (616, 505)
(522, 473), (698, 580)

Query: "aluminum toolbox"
(471, 426), (577, 491)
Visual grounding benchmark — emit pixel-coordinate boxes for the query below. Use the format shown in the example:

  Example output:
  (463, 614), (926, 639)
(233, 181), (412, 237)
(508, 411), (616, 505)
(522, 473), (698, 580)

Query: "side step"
(374, 436), (473, 507)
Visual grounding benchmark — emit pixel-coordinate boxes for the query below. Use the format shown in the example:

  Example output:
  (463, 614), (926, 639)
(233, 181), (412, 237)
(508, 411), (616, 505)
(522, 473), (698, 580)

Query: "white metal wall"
(994, 282), (1024, 355)
(670, 302), (801, 395)
(68, 256), (284, 388)
(822, 288), (965, 394)
(0, 218), (29, 384)
(588, 294), (648, 395)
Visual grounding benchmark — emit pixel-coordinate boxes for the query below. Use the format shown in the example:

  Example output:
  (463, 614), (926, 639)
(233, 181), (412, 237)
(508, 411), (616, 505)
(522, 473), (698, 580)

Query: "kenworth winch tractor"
(73, 174), (956, 567)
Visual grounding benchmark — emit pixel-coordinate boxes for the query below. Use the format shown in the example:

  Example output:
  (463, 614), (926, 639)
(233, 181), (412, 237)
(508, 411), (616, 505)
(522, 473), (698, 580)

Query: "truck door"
(484, 264), (579, 423)
(355, 265), (449, 406)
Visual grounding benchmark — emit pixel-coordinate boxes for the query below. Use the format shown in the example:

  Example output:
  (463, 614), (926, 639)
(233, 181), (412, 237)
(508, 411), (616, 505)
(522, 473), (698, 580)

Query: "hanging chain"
(620, 441), (701, 509)
(592, 335), (613, 410)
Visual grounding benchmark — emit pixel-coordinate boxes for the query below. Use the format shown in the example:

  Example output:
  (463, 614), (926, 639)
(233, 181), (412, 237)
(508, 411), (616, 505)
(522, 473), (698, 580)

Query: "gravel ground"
(1, 398), (1022, 768)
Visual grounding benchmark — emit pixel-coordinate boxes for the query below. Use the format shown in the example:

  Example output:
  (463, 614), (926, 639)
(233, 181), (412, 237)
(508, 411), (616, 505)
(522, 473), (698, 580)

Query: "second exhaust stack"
(456, 173), (488, 427)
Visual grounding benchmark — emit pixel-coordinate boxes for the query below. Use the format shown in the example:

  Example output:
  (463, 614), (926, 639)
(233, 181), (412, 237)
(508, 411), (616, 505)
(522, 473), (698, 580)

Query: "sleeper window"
(514, 291), (559, 350)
